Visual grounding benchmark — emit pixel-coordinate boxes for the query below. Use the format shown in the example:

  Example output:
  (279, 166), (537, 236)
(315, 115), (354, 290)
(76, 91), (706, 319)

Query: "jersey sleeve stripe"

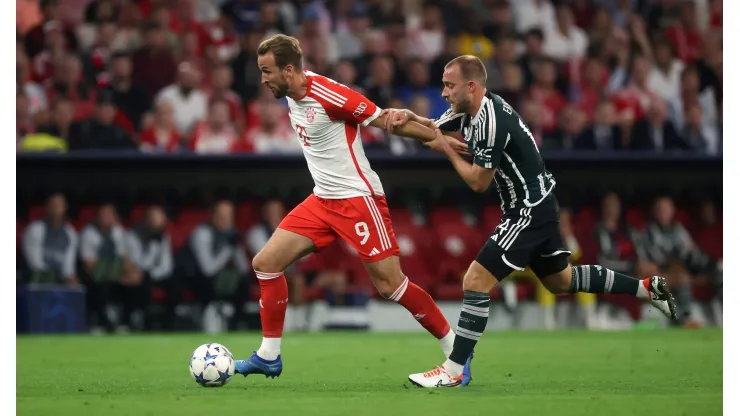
(313, 83), (348, 104)
(311, 89), (345, 107)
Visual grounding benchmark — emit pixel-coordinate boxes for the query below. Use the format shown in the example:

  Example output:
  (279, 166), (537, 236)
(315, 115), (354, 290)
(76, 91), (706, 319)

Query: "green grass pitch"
(17, 329), (722, 415)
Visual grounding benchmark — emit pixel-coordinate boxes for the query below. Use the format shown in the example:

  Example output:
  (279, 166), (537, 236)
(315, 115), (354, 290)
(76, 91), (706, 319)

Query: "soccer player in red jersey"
(234, 34), (472, 380)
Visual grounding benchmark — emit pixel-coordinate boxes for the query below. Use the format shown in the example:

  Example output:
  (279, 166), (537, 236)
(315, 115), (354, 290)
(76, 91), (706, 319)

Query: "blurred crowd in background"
(16, 0), (723, 155)
(17, 187), (722, 333)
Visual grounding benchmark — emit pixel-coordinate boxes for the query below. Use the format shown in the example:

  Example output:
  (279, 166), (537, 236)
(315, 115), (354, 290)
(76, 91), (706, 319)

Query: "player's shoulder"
(308, 71), (352, 95)
(485, 92), (513, 116)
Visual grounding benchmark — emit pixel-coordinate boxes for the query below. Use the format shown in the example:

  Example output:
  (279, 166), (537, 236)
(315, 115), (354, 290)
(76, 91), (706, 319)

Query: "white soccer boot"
(408, 366), (463, 388)
(646, 276), (677, 320)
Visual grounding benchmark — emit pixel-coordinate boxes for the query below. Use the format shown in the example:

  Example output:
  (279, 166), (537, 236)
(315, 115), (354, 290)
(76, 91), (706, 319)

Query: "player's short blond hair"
(257, 34), (304, 70)
(445, 55), (487, 85)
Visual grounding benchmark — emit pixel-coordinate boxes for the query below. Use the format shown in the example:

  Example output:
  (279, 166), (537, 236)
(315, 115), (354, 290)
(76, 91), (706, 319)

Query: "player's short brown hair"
(445, 55), (487, 85)
(257, 34), (303, 70)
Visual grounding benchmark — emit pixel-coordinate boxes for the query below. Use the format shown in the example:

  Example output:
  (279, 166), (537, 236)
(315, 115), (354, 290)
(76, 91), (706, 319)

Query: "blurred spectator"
(170, 0), (213, 51)
(543, 4), (588, 61)
(21, 193), (78, 285)
(84, 0), (121, 25)
(518, 28), (546, 87)
(696, 32), (722, 107)
(208, 65), (244, 132)
(336, 3), (371, 60)
(570, 57), (608, 121)
(47, 53), (97, 121)
(407, 4), (444, 61)
(17, 89), (34, 143)
(664, 0), (703, 62)
(611, 55), (660, 122)
(528, 58), (567, 135)
(398, 59), (447, 117)
(125, 205), (176, 331)
(486, 35), (518, 92)
(587, 6), (614, 46)
(179, 200), (250, 331)
(520, 97), (544, 146)
(132, 21), (177, 100)
(189, 99), (240, 153)
(647, 37), (685, 102)
(230, 28), (265, 103)
(630, 98), (687, 151)
(81, 20), (119, 86)
(668, 66), (719, 154)
(156, 61), (208, 135)
(24, 0), (78, 58)
(102, 53), (150, 130)
(333, 60), (363, 93)
(244, 100), (297, 154)
(576, 100), (624, 150)
(483, 1), (516, 41)
(430, 34), (461, 84)
(220, 0), (265, 35)
(364, 55), (396, 109)
(68, 90), (137, 150)
(492, 63), (524, 109)
(513, 0), (556, 34)
(23, 98), (75, 151)
(79, 203), (129, 332)
(296, 4), (339, 67)
(553, 105), (587, 150)
(139, 99), (182, 152)
(457, 15), (494, 60)
(17, 52), (48, 116)
(690, 198), (722, 263)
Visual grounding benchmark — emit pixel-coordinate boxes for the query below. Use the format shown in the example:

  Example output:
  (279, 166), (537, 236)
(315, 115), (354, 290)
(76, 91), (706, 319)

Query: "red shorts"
(279, 194), (400, 262)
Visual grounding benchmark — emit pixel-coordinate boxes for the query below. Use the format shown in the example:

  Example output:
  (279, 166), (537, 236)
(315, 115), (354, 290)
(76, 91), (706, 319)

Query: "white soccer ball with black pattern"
(189, 343), (235, 387)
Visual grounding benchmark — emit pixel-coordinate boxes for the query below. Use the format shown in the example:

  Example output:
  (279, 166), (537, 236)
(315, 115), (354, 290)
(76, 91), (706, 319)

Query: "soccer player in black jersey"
(382, 55), (678, 388)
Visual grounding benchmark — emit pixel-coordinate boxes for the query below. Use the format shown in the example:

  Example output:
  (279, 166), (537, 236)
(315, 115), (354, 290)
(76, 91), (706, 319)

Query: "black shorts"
(475, 194), (570, 280)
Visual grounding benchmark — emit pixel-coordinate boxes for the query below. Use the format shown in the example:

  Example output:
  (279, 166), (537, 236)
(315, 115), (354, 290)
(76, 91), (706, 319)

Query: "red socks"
(390, 276), (451, 339)
(256, 272), (289, 338)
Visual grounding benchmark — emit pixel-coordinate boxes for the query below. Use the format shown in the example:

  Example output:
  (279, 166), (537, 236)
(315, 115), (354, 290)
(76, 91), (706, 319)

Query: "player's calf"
(542, 264), (677, 320)
(365, 256), (455, 357)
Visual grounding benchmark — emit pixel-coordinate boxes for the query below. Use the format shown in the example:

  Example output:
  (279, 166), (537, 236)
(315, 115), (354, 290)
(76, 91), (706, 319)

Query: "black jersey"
(435, 92), (556, 213)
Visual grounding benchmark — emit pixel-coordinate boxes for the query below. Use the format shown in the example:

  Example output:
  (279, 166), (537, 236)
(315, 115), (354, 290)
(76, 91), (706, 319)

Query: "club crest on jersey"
(306, 107), (316, 124)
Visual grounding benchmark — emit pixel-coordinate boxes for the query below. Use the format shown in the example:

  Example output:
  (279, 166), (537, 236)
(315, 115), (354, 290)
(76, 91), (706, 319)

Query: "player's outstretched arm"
(370, 112), (469, 155)
(426, 129), (494, 193)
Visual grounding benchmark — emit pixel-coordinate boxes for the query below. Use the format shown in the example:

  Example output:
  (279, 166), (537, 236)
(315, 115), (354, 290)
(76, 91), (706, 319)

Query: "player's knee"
(375, 279), (398, 298)
(252, 251), (281, 274)
(462, 262), (498, 293)
(541, 269), (572, 294)
(373, 273), (404, 299)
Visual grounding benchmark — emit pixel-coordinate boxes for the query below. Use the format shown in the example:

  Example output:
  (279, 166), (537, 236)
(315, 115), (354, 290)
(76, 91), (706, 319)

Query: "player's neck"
(288, 72), (309, 101)
(466, 91), (487, 118)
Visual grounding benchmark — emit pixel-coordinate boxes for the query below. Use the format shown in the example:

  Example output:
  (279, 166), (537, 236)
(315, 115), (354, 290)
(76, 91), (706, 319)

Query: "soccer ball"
(189, 343), (236, 387)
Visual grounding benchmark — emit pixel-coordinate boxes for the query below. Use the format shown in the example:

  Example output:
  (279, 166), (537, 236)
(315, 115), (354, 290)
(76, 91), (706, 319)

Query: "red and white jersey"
(287, 71), (383, 199)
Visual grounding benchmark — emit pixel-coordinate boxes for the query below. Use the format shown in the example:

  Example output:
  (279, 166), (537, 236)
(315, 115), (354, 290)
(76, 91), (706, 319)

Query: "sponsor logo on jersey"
(305, 107), (316, 124)
(352, 102), (367, 117)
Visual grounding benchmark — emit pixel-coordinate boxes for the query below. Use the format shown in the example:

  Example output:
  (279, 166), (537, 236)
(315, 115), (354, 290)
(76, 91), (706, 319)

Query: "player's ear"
(283, 64), (293, 78)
